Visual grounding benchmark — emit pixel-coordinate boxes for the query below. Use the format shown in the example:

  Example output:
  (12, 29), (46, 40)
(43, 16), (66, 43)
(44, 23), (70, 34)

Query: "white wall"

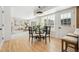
(2, 6), (11, 40)
(54, 7), (76, 38)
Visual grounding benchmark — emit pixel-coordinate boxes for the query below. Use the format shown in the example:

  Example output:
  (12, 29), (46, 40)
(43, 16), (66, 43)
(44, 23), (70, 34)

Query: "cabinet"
(0, 7), (3, 46)
(0, 7), (11, 47)
(2, 7), (11, 40)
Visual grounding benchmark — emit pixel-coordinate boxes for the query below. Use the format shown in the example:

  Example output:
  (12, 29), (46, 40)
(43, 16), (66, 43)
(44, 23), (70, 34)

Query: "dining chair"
(28, 27), (33, 41)
(45, 26), (51, 43)
(61, 29), (79, 52)
(28, 27), (38, 43)
(40, 26), (51, 44)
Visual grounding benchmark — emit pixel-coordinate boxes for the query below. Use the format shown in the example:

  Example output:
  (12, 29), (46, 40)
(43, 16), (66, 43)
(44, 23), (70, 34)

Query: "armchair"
(61, 29), (79, 52)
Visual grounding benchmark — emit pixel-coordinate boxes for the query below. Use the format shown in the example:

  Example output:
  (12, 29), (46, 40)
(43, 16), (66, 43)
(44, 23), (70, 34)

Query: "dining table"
(32, 27), (45, 41)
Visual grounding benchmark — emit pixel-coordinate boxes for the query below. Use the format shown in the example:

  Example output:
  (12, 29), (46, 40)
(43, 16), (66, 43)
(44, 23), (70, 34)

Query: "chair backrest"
(44, 26), (51, 34)
(28, 27), (33, 35)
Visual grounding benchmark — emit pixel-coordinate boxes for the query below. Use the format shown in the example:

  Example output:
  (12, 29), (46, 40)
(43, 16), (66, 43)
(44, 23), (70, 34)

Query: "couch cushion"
(62, 36), (77, 44)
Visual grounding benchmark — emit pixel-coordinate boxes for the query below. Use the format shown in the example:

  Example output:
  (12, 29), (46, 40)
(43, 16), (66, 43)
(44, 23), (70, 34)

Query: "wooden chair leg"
(75, 43), (78, 52)
(45, 37), (47, 44)
(62, 40), (64, 52)
(49, 36), (50, 42)
(65, 41), (68, 52)
(40, 36), (41, 41)
(31, 37), (33, 44)
(29, 36), (30, 42)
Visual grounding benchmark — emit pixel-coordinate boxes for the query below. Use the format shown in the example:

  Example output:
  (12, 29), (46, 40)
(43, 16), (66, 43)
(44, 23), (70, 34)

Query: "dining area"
(28, 25), (51, 44)
(0, 6), (79, 52)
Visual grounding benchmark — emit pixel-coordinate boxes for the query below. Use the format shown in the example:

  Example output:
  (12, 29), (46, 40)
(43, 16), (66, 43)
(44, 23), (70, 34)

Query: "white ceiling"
(34, 6), (56, 11)
(11, 6), (35, 19)
(11, 6), (55, 19)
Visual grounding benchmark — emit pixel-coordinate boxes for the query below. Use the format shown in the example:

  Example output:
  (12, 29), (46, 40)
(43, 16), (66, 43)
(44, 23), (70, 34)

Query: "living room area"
(0, 6), (79, 52)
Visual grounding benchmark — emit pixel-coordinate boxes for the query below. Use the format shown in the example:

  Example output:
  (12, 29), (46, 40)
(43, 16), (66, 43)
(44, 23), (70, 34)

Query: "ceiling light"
(36, 11), (43, 14)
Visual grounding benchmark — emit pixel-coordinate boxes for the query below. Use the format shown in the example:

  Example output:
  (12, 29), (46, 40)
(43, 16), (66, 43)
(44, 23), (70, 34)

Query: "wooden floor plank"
(0, 32), (75, 52)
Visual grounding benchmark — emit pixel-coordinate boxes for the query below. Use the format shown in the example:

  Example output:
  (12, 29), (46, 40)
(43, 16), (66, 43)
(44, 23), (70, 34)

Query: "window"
(60, 12), (71, 25)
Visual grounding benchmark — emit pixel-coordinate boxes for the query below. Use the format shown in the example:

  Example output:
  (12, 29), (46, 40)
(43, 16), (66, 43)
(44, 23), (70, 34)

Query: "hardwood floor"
(0, 32), (75, 52)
